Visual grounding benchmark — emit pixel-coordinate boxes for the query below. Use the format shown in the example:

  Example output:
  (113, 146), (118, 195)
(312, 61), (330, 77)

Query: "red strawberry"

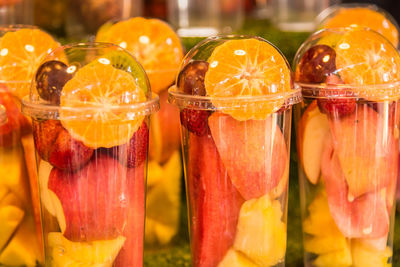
(180, 109), (210, 136)
(317, 74), (356, 117)
(112, 122), (149, 168)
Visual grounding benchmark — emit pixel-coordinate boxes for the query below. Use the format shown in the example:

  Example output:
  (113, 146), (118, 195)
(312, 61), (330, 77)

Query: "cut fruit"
(188, 134), (244, 267)
(233, 195), (286, 267)
(145, 151), (181, 245)
(0, 215), (40, 266)
(60, 61), (146, 149)
(329, 106), (398, 198)
(208, 112), (288, 200)
(48, 232), (125, 266)
(304, 235), (348, 255)
(0, 205), (24, 251)
(0, 28), (61, 98)
(297, 101), (330, 184)
(321, 139), (390, 238)
(96, 17), (183, 93)
(218, 249), (258, 267)
(204, 38), (292, 120)
(335, 29), (400, 97)
(312, 242), (352, 267)
(322, 7), (399, 47)
(351, 240), (392, 267)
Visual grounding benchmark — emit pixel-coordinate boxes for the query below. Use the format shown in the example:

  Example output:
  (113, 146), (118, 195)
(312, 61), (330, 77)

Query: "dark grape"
(36, 60), (73, 105)
(177, 60), (209, 96)
(295, 44), (336, 83)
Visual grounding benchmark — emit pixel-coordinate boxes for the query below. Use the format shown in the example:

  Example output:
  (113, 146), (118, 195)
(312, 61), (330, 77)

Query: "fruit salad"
(0, 25), (63, 267)
(96, 17), (184, 247)
(294, 27), (400, 267)
(169, 36), (301, 267)
(21, 43), (159, 267)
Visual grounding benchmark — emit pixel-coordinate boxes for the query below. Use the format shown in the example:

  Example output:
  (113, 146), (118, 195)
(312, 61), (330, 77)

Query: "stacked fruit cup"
(169, 35), (302, 267)
(95, 17), (185, 247)
(21, 43), (159, 266)
(294, 27), (400, 267)
(0, 25), (65, 266)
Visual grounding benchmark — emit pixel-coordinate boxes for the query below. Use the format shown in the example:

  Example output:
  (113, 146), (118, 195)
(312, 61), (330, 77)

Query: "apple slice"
(187, 133), (244, 267)
(329, 106), (398, 198)
(321, 139), (390, 238)
(297, 101), (330, 184)
(208, 112), (288, 200)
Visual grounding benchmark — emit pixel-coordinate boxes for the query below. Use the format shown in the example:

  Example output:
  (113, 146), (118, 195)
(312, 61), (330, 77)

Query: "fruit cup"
(21, 43), (159, 266)
(0, 25), (63, 266)
(169, 35), (301, 267)
(96, 17), (185, 247)
(294, 27), (400, 267)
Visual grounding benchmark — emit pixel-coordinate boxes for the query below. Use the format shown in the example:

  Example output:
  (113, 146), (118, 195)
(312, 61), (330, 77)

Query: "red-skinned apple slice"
(188, 133), (244, 267)
(297, 100), (330, 184)
(321, 139), (389, 238)
(329, 106), (398, 198)
(208, 112), (288, 200)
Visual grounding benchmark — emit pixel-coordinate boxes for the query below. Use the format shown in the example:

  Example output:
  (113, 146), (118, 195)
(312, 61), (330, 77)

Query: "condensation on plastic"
(0, 105), (6, 126)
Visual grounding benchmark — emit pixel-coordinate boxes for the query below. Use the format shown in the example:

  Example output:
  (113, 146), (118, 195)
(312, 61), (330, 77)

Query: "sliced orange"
(0, 28), (61, 98)
(96, 17), (183, 93)
(335, 29), (400, 89)
(204, 38), (291, 120)
(323, 7), (399, 48)
(59, 61), (146, 149)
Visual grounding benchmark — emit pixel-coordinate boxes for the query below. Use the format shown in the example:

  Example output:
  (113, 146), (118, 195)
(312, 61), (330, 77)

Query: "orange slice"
(335, 29), (400, 90)
(96, 17), (183, 93)
(0, 28), (61, 98)
(204, 38), (291, 121)
(323, 7), (399, 48)
(60, 61), (146, 149)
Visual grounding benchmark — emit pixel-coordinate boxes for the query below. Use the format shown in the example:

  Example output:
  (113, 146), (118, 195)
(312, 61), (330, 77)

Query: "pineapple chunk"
(351, 240), (392, 267)
(0, 215), (38, 266)
(233, 195), (286, 267)
(0, 205), (24, 251)
(313, 242), (352, 267)
(145, 151), (182, 245)
(48, 232), (126, 266)
(218, 249), (259, 267)
(0, 184), (8, 203)
(304, 235), (348, 254)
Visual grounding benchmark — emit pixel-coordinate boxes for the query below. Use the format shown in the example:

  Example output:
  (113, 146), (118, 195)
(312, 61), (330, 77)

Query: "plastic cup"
(294, 27), (400, 267)
(21, 43), (159, 266)
(169, 35), (301, 267)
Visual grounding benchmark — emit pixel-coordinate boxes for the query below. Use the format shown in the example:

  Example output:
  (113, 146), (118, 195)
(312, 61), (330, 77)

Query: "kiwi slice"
(104, 50), (149, 95)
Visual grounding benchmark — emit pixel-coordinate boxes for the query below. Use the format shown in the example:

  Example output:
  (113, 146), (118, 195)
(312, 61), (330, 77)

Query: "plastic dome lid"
(22, 42), (159, 121)
(169, 35), (301, 121)
(316, 3), (400, 48)
(293, 27), (400, 100)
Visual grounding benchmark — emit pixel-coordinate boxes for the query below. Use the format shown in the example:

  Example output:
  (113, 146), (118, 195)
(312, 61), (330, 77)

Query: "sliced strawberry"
(188, 133), (244, 267)
(180, 109), (210, 136)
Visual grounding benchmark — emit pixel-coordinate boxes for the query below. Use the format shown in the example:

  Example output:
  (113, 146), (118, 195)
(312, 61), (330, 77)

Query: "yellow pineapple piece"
(0, 205), (24, 251)
(145, 151), (182, 245)
(147, 160), (164, 186)
(351, 240), (392, 267)
(0, 215), (38, 266)
(218, 249), (259, 267)
(313, 242), (352, 267)
(0, 184), (8, 203)
(48, 232), (125, 266)
(234, 195), (286, 267)
(304, 235), (348, 254)
(0, 191), (23, 208)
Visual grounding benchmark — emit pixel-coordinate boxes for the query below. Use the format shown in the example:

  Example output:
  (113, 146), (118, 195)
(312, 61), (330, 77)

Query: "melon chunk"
(0, 205), (24, 251)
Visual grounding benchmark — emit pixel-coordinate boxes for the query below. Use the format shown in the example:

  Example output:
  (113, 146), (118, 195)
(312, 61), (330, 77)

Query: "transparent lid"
(22, 42), (159, 120)
(0, 104), (6, 126)
(169, 35), (301, 120)
(293, 27), (400, 100)
(317, 4), (400, 48)
(0, 25), (62, 99)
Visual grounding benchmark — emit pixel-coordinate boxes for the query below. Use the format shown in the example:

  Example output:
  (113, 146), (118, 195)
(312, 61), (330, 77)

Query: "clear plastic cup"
(0, 25), (62, 266)
(293, 27), (400, 267)
(95, 17), (185, 248)
(21, 43), (159, 267)
(169, 35), (301, 267)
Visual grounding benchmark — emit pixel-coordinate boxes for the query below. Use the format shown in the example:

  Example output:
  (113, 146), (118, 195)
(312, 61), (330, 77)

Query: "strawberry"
(112, 122), (149, 168)
(180, 109), (210, 136)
